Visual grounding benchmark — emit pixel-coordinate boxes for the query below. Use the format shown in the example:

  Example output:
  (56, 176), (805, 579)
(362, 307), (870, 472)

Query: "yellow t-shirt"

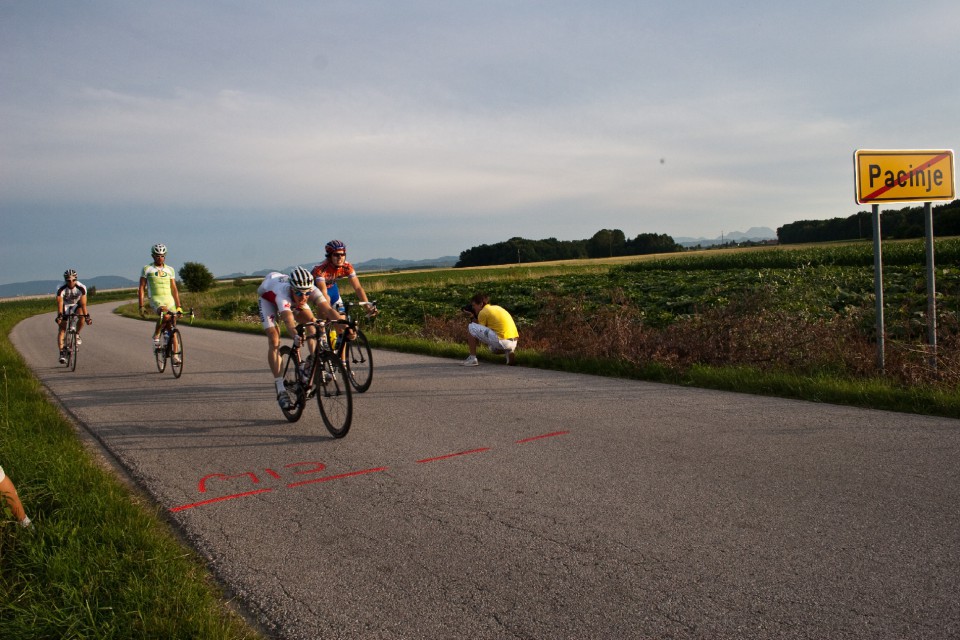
(478, 304), (519, 340)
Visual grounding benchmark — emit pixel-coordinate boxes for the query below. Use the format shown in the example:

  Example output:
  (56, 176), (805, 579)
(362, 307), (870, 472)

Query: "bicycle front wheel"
(69, 330), (79, 371)
(62, 329), (75, 371)
(170, 329), (184, 378)
(155, 339), (167, 372)
(316, 352), (352, 438)
(278, 345), (305, 422)
(343, 329), (373, 392)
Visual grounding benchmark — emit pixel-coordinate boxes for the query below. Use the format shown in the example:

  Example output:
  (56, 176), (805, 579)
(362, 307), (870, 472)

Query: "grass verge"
(0, 297), (262, 640)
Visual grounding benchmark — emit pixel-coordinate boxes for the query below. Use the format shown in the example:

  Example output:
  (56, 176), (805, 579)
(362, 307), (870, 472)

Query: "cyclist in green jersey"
(138, 244), (183, 357)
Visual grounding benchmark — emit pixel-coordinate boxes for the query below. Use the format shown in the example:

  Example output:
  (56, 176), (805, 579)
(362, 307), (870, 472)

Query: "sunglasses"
(291, 289), (308, 297)
(331, 252), (346, 257)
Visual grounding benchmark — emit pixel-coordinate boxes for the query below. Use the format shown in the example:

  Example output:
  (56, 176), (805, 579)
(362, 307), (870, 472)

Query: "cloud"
(2, 0), (960, 285)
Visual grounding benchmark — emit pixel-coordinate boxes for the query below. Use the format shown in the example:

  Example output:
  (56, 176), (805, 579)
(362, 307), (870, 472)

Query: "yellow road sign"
(854, 149), (955, 204)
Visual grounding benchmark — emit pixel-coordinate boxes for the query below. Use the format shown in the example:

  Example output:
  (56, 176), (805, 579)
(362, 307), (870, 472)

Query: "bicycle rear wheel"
(278, 346), (305, 422)
(170, 329), (183, 378)
(316, 352), (352, 438)
(68, 330), (78, 372)
(343, 329), (373, 392)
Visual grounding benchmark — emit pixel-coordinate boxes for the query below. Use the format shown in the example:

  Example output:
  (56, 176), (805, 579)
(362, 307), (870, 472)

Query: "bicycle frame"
(62, 311), (89, 371)
(154, 309), (184, 378)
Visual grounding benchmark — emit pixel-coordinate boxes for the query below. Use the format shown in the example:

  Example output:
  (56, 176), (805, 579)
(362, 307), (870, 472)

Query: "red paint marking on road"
(178, 431), (573, 511)
(286, 466), (388, 488)
(170, 488), (274, 512)
(416, 448), (491, 464)
(516, 430), (569, 444)
(862, 152), (951, 201)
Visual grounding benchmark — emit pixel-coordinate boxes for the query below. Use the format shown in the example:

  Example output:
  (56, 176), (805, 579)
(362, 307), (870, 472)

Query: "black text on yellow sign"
(854, 149), (955, 204)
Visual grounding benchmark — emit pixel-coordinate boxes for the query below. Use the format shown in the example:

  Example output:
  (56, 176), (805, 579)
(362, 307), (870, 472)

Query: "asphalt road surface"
(12, 301), (960, 639)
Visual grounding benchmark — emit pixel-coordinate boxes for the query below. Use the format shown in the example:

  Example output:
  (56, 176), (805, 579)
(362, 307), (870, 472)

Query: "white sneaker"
(461, 355), (479, 367)
(172, 355), (182, 365)
(59, 351), (67, 364)
(75, 336), (82, 345)
(153, 337), (161, 346)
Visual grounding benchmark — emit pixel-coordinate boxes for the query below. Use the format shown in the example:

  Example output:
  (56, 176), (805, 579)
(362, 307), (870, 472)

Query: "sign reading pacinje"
(854, 149), (955, 204)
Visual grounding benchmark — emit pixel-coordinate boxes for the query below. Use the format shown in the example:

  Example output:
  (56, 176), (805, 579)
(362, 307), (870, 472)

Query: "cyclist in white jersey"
(258, 267), (349, 410)
(56, 269), (92, 364)
(138, 243), (183, 360)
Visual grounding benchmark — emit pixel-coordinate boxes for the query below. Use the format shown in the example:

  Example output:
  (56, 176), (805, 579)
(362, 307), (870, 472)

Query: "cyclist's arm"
(170, 278), (182, 310)
(278, 309), (301, 341)
(56, 292), (65, 316)
(79, 294), (89, 315)
(347, 274), (372, 304)
(138, 277), (147, 309)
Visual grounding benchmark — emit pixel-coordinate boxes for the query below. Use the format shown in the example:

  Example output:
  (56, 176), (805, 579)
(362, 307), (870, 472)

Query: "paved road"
(12, 301), (960, 639)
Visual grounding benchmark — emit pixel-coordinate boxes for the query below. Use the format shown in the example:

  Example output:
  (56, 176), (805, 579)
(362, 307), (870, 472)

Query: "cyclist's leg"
(151, 304), (167, 341)
(259, 297), (287, 393)
(57, 318), (67, 352)
(170, 328), (183, 375)
(75, 306), (86, 337)
(293, 307), (317, 358)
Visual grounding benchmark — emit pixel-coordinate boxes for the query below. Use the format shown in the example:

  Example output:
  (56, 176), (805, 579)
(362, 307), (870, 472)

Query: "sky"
(3, 1), (960, 285)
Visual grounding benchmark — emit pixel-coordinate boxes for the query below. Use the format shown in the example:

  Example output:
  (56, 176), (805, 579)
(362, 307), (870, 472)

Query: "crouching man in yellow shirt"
(461, 293), (519, 367)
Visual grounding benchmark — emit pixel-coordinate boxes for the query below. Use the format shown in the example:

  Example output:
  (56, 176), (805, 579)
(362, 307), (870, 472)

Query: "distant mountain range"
(0, 256), (462, 299)
(0, 275), (139, 299)
(674, 227), (777, 247)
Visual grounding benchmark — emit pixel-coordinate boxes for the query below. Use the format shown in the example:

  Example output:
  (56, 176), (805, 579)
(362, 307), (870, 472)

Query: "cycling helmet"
(63, 269), (78, 280)
(289, 267), (314, 291)
(151, 243), (167, 256)
(325, 239), (346, 255)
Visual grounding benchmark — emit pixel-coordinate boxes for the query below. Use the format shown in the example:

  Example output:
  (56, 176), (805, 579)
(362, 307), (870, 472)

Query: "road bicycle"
(61, 311), (90, 372)
(277, 320), (354, 437)
(154, 309), (184, 378)
(325, 300), (376, 393)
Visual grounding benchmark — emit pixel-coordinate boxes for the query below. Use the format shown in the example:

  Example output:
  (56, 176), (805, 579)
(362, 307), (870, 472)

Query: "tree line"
(455, 230), (681, 267)
(778, 199), (960, 244)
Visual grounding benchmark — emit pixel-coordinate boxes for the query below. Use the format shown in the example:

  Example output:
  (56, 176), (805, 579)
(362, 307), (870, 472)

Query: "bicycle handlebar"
(294, 318), (356, 337)
(57, 312), (91, 322)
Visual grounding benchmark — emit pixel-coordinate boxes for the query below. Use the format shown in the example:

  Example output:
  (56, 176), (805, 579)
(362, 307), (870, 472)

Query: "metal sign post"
(871, 204), (885, 372)
(854, 149), (955, 373)
(924, 202), (937, 371)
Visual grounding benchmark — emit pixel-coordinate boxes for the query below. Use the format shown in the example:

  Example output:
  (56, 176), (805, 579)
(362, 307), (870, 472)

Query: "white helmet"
(151, 243), (167, 256)
(289, 267), (313, 291)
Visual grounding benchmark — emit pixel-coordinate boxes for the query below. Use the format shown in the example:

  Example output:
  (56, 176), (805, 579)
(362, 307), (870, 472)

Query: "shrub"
(179, 262), (215, 293)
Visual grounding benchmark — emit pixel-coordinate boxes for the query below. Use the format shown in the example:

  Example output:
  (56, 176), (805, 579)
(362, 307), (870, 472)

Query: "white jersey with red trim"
(257, 272), (325, 312)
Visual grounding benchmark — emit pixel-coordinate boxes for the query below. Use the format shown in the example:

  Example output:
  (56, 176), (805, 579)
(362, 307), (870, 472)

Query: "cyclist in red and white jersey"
(258, 267), (350, 410)
(310, 240), (378, 316)
(56, 269), (92, 364)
